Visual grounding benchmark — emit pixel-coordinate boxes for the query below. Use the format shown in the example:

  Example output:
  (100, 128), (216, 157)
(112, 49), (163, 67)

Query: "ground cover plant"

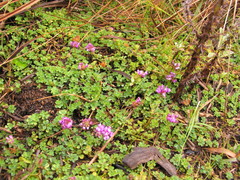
(0, 0), (239, 179)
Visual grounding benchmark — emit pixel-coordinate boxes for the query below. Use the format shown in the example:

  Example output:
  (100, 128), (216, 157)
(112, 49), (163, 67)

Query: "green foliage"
(0, 1), (239, 179)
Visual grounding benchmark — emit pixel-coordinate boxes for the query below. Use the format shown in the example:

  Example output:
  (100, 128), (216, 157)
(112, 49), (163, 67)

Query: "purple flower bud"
(136, 69), (148, 77)
(70, 41), (80, 48)
(167, 113), (178, 123)
(6, 135), (14, 144)
(85, 43), (96, 52)
(156, 85), (171, 97)
(135, 97), (141, 103)
(173, 62), (180, 70)
(78, 63), (88, 70)
(79, 118), (93, 130)
(166, 72), (177, 82)
(59, 117), (73, 129)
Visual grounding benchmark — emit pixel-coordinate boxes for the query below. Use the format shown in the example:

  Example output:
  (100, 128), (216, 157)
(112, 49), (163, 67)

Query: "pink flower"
(167, 113), (178, 123)
(70, 41), (80, 48)
(6, 135), (14, 144)
(79, 118), (93, 130)
(85, 43), (96, 52)
(173, 62), (180, 70)
(69, 177), (76, 180)
(136, 70), (148, 77)
(94, 124), (114, 140)
(59, 117), (73, 129)
(78, 63), (88, 70)
(156, 85), (171, 97)
(132, 97), (142, 107)
(135, 97), (141, 103)
(166, 72), (177, 82)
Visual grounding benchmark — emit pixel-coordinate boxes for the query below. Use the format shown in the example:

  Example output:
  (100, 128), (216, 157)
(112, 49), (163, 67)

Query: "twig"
(19, 73), (36, 82)
(0, 127), (12, 133)
(32, 93), (92, 103)
(107, 67), (131, 80)
(0, 108), (24, 122)
(38, 130), (63, 143)
(88, 126), (121, 165)
(101, 35), (164, 42)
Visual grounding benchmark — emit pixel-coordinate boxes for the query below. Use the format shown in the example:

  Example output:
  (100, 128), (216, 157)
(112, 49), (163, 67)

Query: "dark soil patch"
(1, 82), (57, 126)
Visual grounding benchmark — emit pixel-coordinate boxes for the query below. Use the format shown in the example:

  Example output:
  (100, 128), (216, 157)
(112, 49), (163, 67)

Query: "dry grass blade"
(87, 0), (113, 23)
(0, 0), (40, 22)
(32, 93), (92, 103)
(0, 37), (39, 67)
(0, 0), (19, 8)
(204, 147), (236, 158)
(232, 0), (238, 24)
(0, 127), (12, 133)
(101, 34), (164, 41)
(5, 37), (38, 61)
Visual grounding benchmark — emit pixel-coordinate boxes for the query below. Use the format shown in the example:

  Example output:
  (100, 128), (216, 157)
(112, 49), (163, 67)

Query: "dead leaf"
(204, 147), (236, 158)
(72, 36), (80, 42)
(122, 147), (177, 176)
(181, 99), (191, 106)
(236, 152), (240, 158)
(99, 61), (107, 67)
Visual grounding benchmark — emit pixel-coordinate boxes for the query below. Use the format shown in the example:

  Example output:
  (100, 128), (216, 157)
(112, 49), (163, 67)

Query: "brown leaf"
(99, 62), (107, 67)
(122, 147), (177, 176)
(72, 36), (80, 42)
(204, 147), (236, 158)
(181, 99), (191, 106)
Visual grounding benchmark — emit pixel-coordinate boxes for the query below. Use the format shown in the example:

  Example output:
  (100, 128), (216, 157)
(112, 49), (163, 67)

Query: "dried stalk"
(173, 0), (224, 101)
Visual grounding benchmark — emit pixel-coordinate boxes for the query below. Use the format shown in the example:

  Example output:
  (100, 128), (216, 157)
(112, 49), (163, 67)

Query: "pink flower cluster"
(78, 63), (89, 70)
(69, 41), (96, 53)
(79, 118), (93, 130)
(136, 70), (148, 77)
(69, 177), (76, 180)
(94, 124), (114, 140)
(167, 113), (178, 123)
(59, 117), (73, 129)
(70, 41), (80, 48)
(132, 97), (142, 107)
(59, 116), (113, 140)
(6, 135), (14, 144)
(166, 72), (177, 82)
(85, 43), (96, 52)
(156, 85), (171, 97)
